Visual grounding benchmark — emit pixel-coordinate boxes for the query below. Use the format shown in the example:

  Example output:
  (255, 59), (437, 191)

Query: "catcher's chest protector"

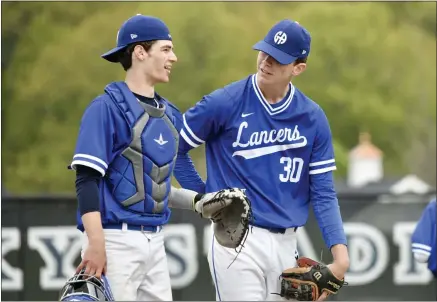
(104, 82), (179, 216)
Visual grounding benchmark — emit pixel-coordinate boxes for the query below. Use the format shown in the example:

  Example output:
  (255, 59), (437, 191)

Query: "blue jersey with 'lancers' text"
(178, 74), (346, 248)
(412, 199), (436, 277)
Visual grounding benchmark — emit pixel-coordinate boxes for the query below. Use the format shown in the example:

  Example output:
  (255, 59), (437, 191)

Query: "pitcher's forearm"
(330, 244), (350, 267)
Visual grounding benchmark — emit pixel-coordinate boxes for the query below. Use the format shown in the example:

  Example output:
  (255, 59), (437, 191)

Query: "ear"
(291, 63), (307, 76)
(133, 45), (148, 61)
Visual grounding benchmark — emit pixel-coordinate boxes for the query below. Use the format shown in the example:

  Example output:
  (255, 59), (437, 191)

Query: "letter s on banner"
(164, 224), (198, 289)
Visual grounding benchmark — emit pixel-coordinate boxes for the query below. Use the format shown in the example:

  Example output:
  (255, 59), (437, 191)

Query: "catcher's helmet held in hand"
(59, 269), (114, 301)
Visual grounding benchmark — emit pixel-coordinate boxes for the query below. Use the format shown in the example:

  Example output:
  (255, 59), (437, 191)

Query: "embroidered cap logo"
(274, 31), (287, 45)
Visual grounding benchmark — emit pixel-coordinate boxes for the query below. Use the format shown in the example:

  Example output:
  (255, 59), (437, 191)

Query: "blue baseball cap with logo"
(253, 19), (311, 65)
(101, 14), (172, 63)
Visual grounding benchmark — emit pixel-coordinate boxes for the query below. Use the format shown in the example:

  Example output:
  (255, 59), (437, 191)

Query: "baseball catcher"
(277, 257), (346, 301)
(193, 188), (252, 250)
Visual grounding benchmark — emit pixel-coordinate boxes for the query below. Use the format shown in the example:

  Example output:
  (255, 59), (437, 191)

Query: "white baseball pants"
(81, 224), (172, 301)
(207, 225), (298, 301)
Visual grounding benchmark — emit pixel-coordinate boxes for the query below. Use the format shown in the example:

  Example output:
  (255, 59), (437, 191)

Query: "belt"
(103, 223), (162, 233)
(251, 223), (297, 234)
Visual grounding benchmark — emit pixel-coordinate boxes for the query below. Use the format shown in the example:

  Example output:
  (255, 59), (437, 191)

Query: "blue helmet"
(59, 269), (114, 301)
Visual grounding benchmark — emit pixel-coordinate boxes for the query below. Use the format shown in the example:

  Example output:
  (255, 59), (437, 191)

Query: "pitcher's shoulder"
(294, 88), (324, 115)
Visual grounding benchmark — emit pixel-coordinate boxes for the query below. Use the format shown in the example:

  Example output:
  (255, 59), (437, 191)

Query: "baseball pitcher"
(175, 19), (350, 301)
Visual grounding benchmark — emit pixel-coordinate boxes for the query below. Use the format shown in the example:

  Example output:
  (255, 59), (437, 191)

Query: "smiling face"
(256, 51), (306, 86)
(131, 40), (177, 84)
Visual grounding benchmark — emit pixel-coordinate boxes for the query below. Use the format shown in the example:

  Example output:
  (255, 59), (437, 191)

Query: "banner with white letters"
(1, 195), (435, 301)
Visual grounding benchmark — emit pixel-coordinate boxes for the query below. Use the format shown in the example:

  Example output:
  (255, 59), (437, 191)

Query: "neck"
(125, 68), (155, 98)
(256, 76), (290, 104)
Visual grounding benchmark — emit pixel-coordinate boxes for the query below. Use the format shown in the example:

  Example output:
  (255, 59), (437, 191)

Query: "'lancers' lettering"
(233, 122), (307, 149)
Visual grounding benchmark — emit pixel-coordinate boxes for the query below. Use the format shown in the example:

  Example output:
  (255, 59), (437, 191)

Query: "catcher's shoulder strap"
(103, 81), (145, 132)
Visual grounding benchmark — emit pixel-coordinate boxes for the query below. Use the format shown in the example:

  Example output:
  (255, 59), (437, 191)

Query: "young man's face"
(256, 51), (306, 85)
(135, 40), (177, 84)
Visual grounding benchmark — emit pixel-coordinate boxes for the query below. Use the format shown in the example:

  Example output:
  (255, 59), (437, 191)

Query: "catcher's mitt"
(278, 257), (346, 301)
(193, 188), (252, 250)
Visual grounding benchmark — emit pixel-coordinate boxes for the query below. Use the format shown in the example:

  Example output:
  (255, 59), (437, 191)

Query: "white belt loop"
(285, 227), (298, 236)
(122, 222), (128, 232)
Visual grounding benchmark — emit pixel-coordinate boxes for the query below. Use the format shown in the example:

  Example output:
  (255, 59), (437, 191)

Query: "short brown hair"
(118, 41), (156, 71)
(294, 57), (308, 65)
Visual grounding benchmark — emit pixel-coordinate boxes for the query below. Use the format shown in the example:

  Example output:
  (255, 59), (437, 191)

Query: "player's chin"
(257, 71), (273, 83)
(156, 74), (170, 83)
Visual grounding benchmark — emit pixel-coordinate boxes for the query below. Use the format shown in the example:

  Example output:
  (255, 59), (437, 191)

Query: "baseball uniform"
(175, 19), (347, 301)
(70, 15), (202, 301)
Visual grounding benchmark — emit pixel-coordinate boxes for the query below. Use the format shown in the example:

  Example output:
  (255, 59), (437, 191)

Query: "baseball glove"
(194, 188), (252, 250)
(278, 257), (346, 301)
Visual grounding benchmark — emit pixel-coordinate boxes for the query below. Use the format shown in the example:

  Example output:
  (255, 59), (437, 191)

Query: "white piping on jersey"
(183, 114), (205, 144)
(251, 74), (295, 116)
(412, 243), (432, 252)
(309, 159), (335, 167)
(180, 128), (201, 148)
(73, 154), (108, 169)
(70, 160), (106, 177)
(232, 142), (308, 159)
(309, 166), (336, 175)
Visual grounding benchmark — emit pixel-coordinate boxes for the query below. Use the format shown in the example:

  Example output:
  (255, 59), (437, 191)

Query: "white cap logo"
(130, 34), (138, 39)
(274, 31), (287, 45)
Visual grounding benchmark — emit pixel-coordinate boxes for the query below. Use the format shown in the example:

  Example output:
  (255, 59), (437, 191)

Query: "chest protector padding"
(103, 82), (178, 215)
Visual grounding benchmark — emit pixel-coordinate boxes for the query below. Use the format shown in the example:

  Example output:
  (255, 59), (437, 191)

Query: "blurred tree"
(2, 2), (435, 193)
(387, 2), (436, 36)
(1, 2), (116, 180)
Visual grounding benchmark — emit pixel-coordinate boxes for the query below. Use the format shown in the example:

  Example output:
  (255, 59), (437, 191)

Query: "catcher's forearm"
(168, 186), (201, 210)
(82, 212), (105, 244)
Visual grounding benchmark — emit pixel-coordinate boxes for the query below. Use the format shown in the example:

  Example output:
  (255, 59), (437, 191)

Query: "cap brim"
(252, 41), (297, 65)
(101, 45), (128, 63)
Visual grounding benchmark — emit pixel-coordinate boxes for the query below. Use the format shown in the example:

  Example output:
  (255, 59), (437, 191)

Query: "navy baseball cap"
(253, 19), (311, 65)
(101, 14), (172, 63)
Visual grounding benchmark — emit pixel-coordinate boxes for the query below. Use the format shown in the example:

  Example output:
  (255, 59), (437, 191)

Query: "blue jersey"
(412, 199), (437, 276)
(70, 81), (181, 229)
(178, 74), (346, 247)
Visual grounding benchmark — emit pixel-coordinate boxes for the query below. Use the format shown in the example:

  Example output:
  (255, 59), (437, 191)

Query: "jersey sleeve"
(411, 199), (436, 261)
(309, 107), (337, 175)
(179, 89), (229, 152)
(70, 98), (115, 176)
(170, 103), (206, 192)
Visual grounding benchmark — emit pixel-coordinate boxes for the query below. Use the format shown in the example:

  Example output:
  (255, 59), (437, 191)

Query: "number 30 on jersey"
(279, 157), (304, 183)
